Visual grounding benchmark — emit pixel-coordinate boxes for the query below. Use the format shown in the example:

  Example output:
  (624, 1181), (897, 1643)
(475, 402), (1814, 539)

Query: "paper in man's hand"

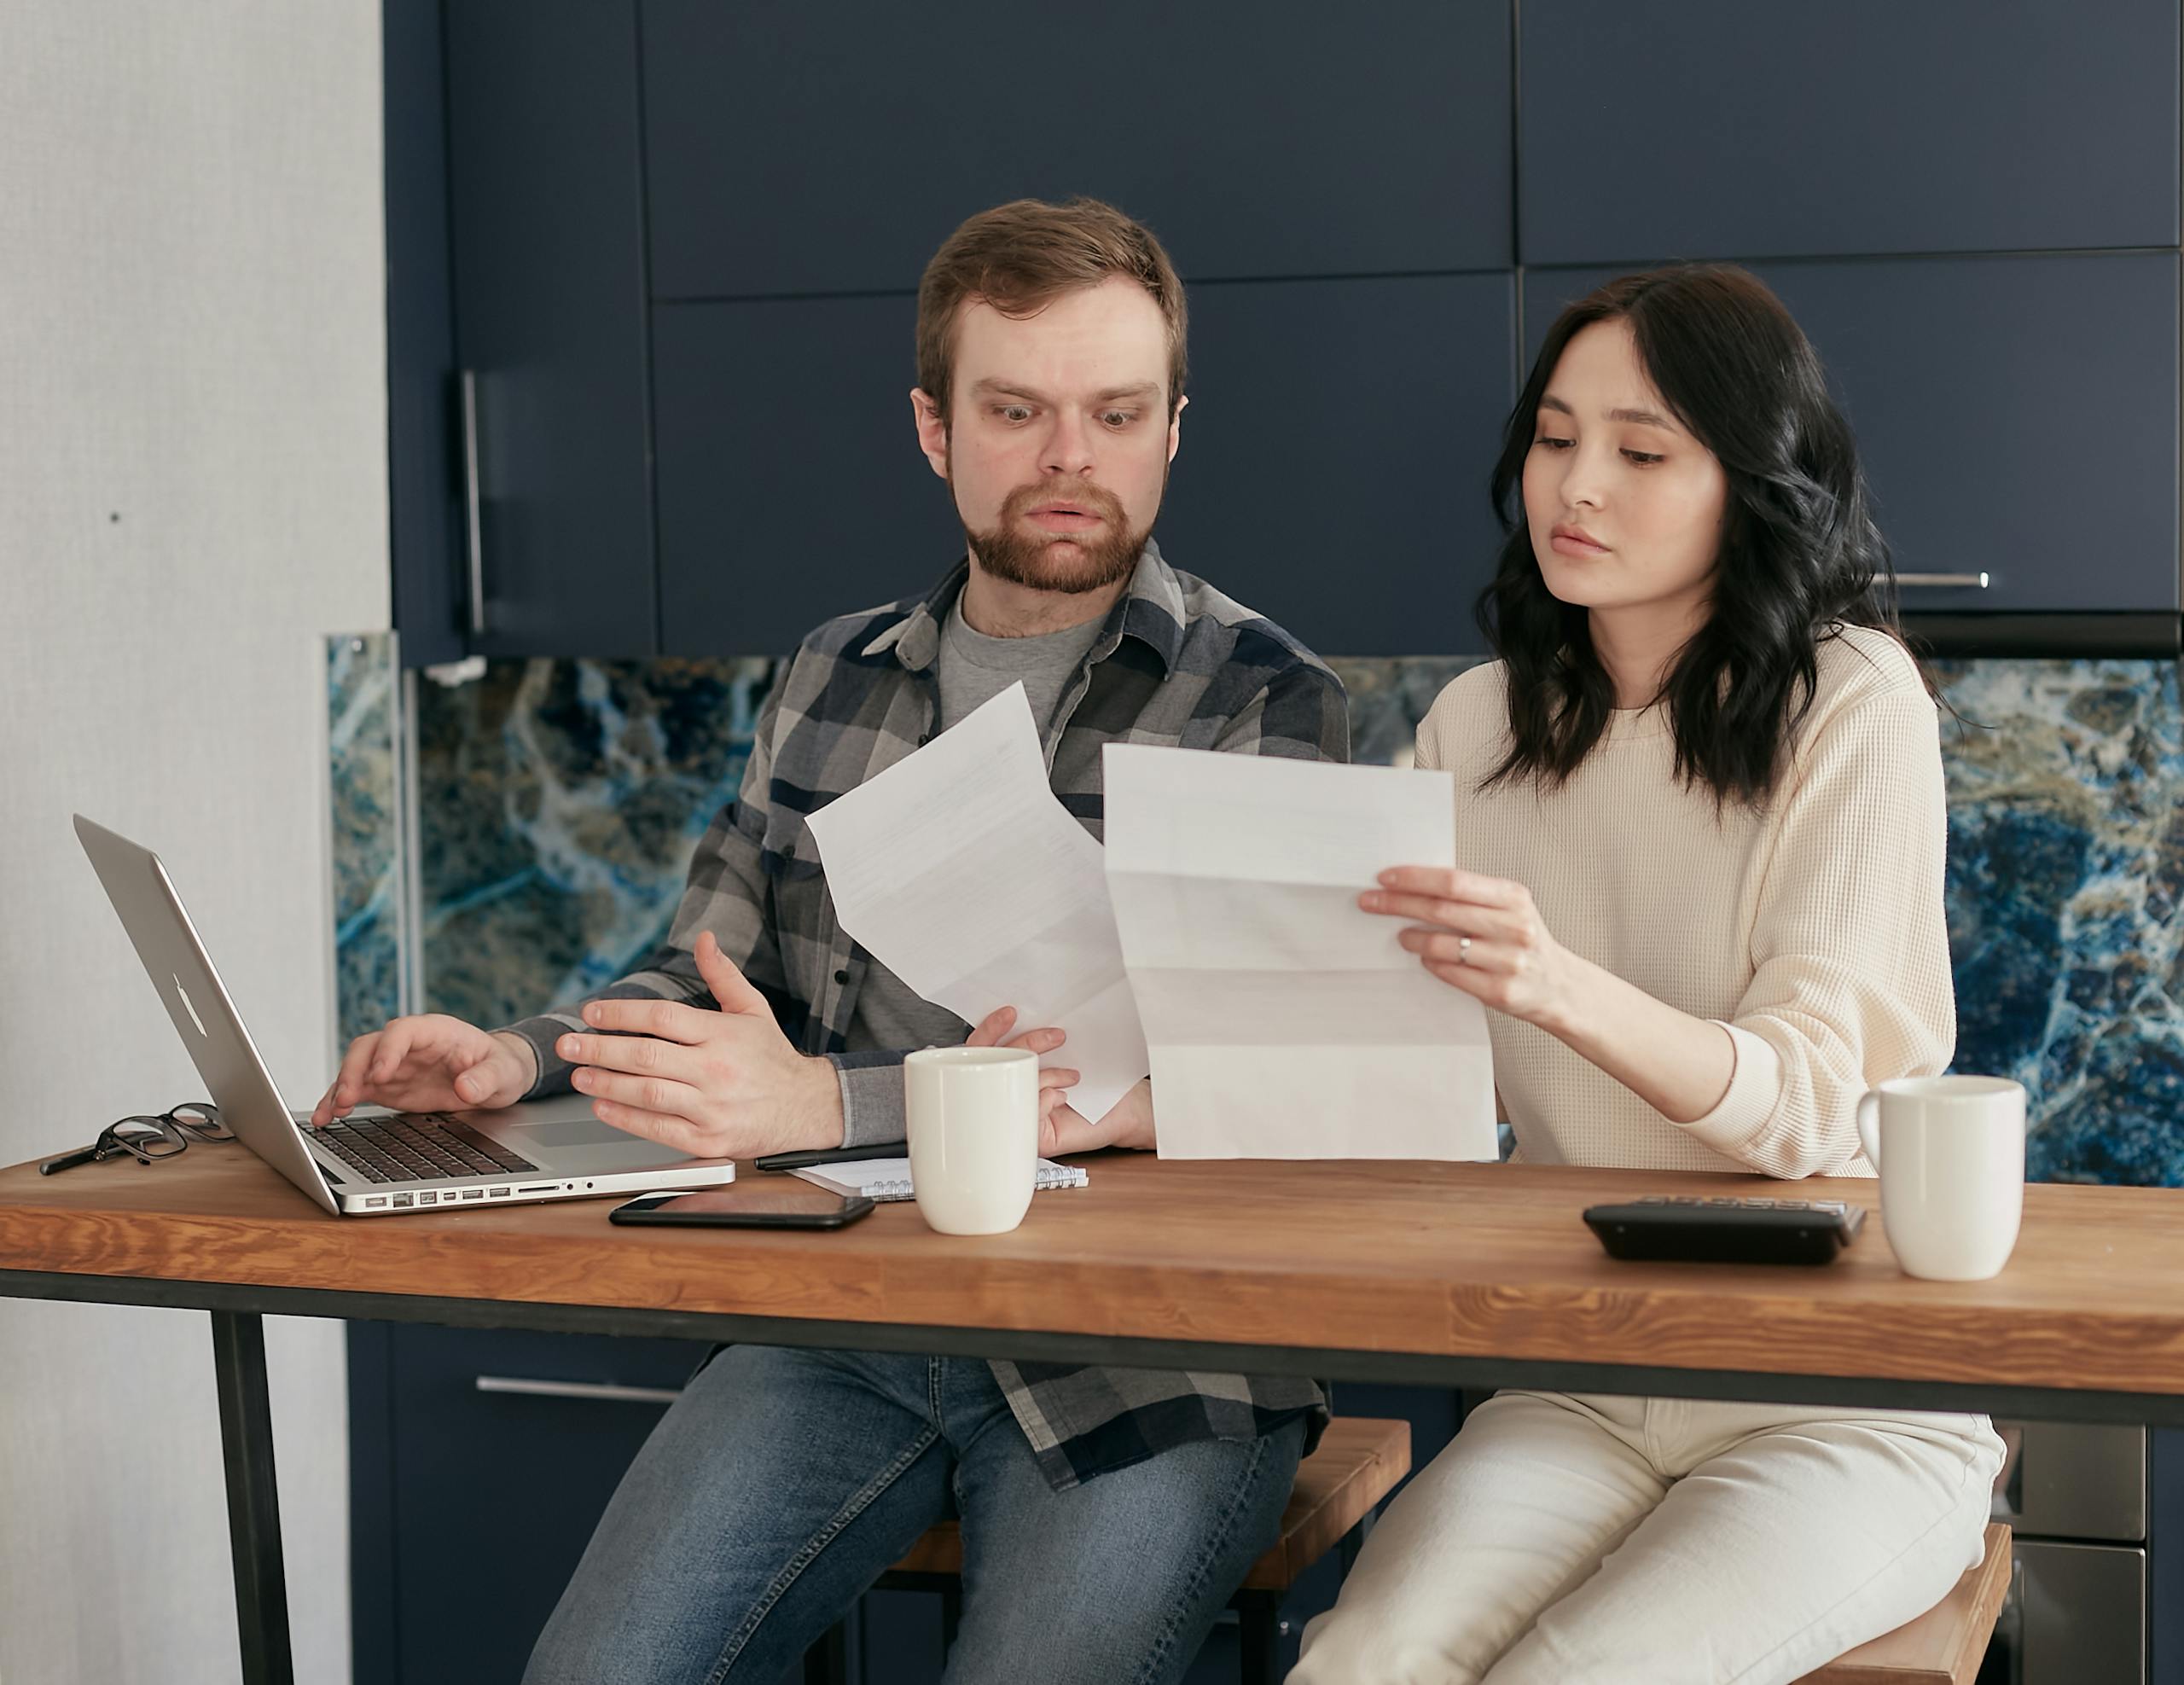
(803, 684), (1147, 1121)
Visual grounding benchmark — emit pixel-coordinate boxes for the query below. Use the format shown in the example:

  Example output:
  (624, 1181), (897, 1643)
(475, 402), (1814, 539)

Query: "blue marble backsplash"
(328, 632), (410, 1048)
(328, 645), (2184, 1187)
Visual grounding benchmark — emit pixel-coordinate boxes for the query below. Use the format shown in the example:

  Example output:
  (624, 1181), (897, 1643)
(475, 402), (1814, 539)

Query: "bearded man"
(321, 196), (1347, 1684)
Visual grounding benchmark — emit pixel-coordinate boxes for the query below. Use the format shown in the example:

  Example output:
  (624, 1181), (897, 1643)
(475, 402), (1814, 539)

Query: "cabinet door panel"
(1155, 273), (1518, 656)
(653, 294), (961, 658)
(444, 0), (658, 658)
(1522, 255), (2179, 614)
(641, 0), (1512, 298)
(383, 0), (464, 670)
(1519, 0), (2180, 264)
(382, 1326), (709, 1682)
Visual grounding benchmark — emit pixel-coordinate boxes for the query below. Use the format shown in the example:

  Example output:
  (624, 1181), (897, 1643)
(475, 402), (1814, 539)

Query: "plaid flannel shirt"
(505, 541), (1345, 1488)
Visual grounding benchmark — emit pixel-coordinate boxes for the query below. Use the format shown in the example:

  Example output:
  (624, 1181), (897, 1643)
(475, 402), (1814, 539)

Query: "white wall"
(0, 3), (386, 1681)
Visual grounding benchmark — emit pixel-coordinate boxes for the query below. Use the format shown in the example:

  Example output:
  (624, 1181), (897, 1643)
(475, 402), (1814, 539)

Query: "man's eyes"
(987, 405), (1142, 428)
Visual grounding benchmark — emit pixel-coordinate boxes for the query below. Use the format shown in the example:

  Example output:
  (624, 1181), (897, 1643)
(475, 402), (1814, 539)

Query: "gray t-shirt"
(935, 596), (1108, 734)
(839, 600), (1109, 1102)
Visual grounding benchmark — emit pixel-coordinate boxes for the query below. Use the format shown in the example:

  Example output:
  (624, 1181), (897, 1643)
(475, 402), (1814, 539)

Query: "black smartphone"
(610, 1182), (875, 1229)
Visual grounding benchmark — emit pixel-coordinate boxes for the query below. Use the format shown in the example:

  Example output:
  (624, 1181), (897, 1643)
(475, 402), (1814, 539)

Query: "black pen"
(751, 1145), (889, 1173)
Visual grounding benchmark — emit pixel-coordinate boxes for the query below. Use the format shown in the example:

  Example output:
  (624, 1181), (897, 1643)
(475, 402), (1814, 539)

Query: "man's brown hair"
(915, 197), (1188, 426)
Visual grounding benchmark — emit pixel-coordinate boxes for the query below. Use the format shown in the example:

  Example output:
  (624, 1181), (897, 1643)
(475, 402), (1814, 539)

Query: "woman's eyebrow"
(1541, 392), (1680, 431)
(1609, 406), (1676, 429)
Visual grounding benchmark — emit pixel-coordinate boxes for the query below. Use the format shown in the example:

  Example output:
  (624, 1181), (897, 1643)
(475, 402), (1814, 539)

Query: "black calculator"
(1582, 1194), (1866, 1265)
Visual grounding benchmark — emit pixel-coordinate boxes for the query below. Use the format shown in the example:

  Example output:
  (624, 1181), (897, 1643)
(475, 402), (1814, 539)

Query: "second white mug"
(1854, 1074), (2025, 1281)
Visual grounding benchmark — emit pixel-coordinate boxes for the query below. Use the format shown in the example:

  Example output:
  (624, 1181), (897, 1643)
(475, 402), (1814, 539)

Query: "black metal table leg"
(803, 1618), (850, 1684)
(211, 1309), (293, 1685)
(1235, 1590), (1282, 1685)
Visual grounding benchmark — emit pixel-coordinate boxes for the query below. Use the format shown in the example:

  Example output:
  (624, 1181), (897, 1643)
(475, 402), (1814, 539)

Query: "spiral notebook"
(790, 1157), (1089, 1203)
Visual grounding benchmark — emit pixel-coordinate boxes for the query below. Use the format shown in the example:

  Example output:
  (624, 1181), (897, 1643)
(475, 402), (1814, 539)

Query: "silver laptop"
(74, 814), (735, 1216)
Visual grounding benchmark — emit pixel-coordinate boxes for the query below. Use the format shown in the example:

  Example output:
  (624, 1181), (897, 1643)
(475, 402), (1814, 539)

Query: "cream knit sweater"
(1414, 625), (1954, 1178)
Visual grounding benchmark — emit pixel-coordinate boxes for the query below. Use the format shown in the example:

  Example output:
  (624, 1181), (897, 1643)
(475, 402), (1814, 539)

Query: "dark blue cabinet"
(440, 0), (659, 659)
(383, 0), (466, 671)
(1156, 273), (1518, 656)
(1517, 0), (2180, 266)
(652, 273), (1520, 659)
(640, 0), (1512, 299)
(351, 1323), (709, 1684)
(392, 0), (2184, 662)
(652, 294), (957, 659)
(1523, 253), (2181, 617)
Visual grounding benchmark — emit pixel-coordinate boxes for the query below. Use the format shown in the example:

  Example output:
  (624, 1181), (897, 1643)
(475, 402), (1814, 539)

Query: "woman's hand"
(1362, 866), (1741, 1127)
(1360, 866), (1578, 1034)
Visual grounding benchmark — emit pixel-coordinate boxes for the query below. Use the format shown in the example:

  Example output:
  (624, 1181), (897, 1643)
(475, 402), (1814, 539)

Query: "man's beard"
(956, 474), (1156, 596)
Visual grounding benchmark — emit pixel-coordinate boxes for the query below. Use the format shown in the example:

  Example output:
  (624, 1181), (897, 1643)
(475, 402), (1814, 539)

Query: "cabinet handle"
(461, 369), (486, 637)
(1895, 572), (1991, 590)
(474, 1374), (682, 1405)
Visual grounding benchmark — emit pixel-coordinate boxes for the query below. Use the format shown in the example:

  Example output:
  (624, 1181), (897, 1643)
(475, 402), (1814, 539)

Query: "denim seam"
(1130, 1432), (1275, 1685)
(702, 1424), (941, 1685)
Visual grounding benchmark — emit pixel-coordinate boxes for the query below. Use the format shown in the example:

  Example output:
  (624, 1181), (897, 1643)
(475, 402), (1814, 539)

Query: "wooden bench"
(805, 1415), (1413, 1684)
(1798, 1523), (2013, 1684)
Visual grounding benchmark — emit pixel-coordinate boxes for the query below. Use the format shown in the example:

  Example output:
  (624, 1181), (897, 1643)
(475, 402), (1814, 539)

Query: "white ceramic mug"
(904, 1046), (1040, 1235)
(1854, 1075), (2026, 1281)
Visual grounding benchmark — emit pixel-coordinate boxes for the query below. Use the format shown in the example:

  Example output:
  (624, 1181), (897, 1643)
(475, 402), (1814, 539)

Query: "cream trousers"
(1290, 1390), (2003, 1685)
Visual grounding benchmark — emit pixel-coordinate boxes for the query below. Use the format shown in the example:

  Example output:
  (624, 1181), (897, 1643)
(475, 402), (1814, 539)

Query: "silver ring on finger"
(1457, 935), (1472, 965)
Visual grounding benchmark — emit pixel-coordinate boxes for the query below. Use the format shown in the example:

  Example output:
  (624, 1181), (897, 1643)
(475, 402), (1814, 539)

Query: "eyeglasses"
(38, 1101), (235, 1176)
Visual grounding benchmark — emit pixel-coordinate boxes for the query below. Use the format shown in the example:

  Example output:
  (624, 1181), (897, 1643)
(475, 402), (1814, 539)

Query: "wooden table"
(6, 1148), (2184, 1683)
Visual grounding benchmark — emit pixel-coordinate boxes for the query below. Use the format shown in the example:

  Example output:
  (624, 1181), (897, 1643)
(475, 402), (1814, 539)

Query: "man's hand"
(963, 1006), (1080, 1136)
(1039, 1076), (1156, 1158)
(557, 929), (845, 1159)
(961, 1008), (1155, 1157)
(312, 1015), (537, 1127)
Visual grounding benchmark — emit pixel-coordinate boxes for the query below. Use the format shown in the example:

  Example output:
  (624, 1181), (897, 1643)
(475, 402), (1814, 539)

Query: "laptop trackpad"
(497, 1118), (697, 1173)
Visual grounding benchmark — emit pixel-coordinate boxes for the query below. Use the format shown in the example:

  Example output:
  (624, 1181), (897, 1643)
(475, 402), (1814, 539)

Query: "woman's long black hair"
(1478, 264), (1918, 809)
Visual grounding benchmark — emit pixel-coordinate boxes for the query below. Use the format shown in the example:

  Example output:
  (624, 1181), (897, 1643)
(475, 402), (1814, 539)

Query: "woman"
(1290, 266), (2003, 1684)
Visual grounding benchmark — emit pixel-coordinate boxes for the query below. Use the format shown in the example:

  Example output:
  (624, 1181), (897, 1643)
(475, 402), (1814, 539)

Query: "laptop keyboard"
(311, 1113), (538, 1184)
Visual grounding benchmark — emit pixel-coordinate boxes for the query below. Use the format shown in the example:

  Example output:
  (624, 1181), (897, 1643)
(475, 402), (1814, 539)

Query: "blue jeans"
(523, 1345), (1306, 1685)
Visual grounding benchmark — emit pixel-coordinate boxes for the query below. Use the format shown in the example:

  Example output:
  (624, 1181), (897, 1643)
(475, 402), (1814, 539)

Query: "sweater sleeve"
(1677, 678), (1956, 1177)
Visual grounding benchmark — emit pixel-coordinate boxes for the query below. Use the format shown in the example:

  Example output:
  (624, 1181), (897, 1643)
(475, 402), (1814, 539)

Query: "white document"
(1102, 744), (1497, 1161)
(802, 684), (1147, 1122)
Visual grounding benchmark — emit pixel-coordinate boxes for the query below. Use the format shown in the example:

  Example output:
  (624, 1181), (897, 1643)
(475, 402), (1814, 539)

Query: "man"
(317, 197), (1346, 1683)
